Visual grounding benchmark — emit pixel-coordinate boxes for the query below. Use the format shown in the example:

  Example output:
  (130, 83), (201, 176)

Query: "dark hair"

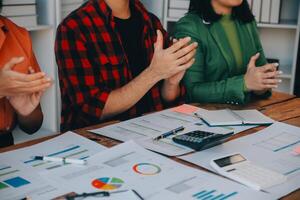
(189, 0), (255, 23)
(0, 0), (2, 12)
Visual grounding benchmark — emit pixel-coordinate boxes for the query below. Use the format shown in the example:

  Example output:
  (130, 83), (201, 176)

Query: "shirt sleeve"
(55, 24), (112, 119)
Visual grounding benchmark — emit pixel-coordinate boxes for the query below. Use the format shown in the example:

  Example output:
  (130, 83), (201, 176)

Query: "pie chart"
(133, 163), (161, 175)
(91, 177), (124, 190)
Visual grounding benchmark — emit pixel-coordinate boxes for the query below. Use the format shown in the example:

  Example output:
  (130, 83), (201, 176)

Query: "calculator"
(172, 130), (234, 151)
(210, 154), (287, 191)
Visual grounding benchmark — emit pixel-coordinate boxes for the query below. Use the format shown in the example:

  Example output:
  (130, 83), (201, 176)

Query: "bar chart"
(192, 190), (238, 200)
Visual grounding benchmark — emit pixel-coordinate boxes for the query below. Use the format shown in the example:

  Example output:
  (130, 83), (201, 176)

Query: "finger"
(176, 49), (196, 66)
(262, 79), (282, 85)
(28, 66), (35, 74)
(264, 84), (278, 89)
(174, 42), (198, 59)
(176, 58), (195, 72)
(21, 77), (52, 88)
(167, 37), (191, 53)
(3, 57), (25, 70)
(10, 71), (46, 82)
(259, 63), (278, 72)
(154, 30), (164, 51)
(248, 53), (260, 68)
(29, 82), (52, 93)
(17, 81), (51, 94)
(262, 70), (282, 79)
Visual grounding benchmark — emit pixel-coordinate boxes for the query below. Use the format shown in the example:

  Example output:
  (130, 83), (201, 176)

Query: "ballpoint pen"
(34, 156), (87, 165)
(153, 126), (185, 141)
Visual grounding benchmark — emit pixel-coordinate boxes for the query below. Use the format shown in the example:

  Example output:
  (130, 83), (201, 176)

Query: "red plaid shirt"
(55, 0), (185, 132)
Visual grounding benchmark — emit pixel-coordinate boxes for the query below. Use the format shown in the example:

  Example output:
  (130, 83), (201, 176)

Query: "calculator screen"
(214, 154), (246, 167)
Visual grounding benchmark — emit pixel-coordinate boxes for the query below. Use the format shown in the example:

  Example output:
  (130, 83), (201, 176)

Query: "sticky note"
(293, 146), (300, 155)
(172, 104), (199, 115)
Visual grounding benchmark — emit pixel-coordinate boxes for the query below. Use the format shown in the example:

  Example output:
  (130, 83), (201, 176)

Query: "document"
(196, 108), (274, 126)
(90, 106), (257, 156)
(2, 132), (107, 172)
(180, 122), (300, 199)
(41, 141), (272, 200)
(0, 132), (107, 200)
(90, 106), (232, 156)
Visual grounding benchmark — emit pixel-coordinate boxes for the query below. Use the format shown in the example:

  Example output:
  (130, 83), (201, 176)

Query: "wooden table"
(1, 92), (299, 199)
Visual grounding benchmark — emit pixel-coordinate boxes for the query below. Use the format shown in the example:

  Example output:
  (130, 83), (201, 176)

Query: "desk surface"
(1, 92), (299, 200)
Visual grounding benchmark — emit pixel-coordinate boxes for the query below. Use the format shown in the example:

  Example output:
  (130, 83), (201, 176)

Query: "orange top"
(0, 16), (40, 132)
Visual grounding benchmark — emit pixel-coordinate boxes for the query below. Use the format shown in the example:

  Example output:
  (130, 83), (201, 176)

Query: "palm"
(9, 93), (41, 116)
(168, 71), (186, 85)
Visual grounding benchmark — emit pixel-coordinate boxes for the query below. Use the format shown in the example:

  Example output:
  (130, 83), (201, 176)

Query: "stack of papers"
(41, 141), (272, 200)
(179, 122), (300, 199)
(89, 105), (259, 156)
(0, 132), (106, 200)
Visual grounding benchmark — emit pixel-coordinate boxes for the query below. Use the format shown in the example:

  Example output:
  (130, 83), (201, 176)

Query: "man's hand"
(0, 57), (51, 98)
(149, 30), (197, 82)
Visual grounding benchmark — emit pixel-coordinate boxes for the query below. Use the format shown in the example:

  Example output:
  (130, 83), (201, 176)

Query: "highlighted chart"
(4, 177), (30, 188)
(133, 163), (161, 175)
(193, 190), (238, 200)
(92, 177), (124, 190)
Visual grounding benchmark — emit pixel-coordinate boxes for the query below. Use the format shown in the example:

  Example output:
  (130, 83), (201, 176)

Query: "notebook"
(196, 109), (274, 126)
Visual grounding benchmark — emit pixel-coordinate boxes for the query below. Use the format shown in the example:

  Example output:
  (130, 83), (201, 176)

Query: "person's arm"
(56, 25), (196, 121)
(0, 57), (51, 98)
(249, 21), (274, 98)
(103, 33), (196, 119)
(17, 104), (43, 134)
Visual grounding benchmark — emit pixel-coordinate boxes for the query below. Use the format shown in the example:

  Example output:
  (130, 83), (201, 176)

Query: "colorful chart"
(92, 177), (124, 190)
(4, 176), (30, 188)
(133, 163), (161, 175)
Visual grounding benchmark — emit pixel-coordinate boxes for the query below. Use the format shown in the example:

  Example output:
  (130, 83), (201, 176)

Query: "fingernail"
(256, 53), (260, 56)
(194, 42), (198, 46)
(278, 71), (283, 74)
(278, 79), (282, 83)
(185, 37), (191, 41)
(274, 63), (279, 67)
(46, 78), (51, 81)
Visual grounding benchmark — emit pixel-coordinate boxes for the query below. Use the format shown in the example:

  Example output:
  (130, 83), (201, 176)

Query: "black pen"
(153, 126), (185, 141)
(132, 189), (144, 200)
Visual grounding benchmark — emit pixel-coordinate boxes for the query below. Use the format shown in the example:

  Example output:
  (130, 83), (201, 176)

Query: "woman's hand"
(8, 92), (43, 117)
(244, 53), (282, 92)
(8, 66), (51, 117)
(0, 57), (51, 98)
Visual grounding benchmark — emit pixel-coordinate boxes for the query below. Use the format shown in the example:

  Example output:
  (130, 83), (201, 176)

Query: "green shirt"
(220, 14), (243, 74)
(173, 13), (271, 105)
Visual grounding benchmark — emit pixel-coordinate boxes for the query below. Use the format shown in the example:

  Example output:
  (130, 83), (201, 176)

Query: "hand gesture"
(149, 30), (197, 82)
(244, 53), (282, 92)
(0, 57), (51, 98)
